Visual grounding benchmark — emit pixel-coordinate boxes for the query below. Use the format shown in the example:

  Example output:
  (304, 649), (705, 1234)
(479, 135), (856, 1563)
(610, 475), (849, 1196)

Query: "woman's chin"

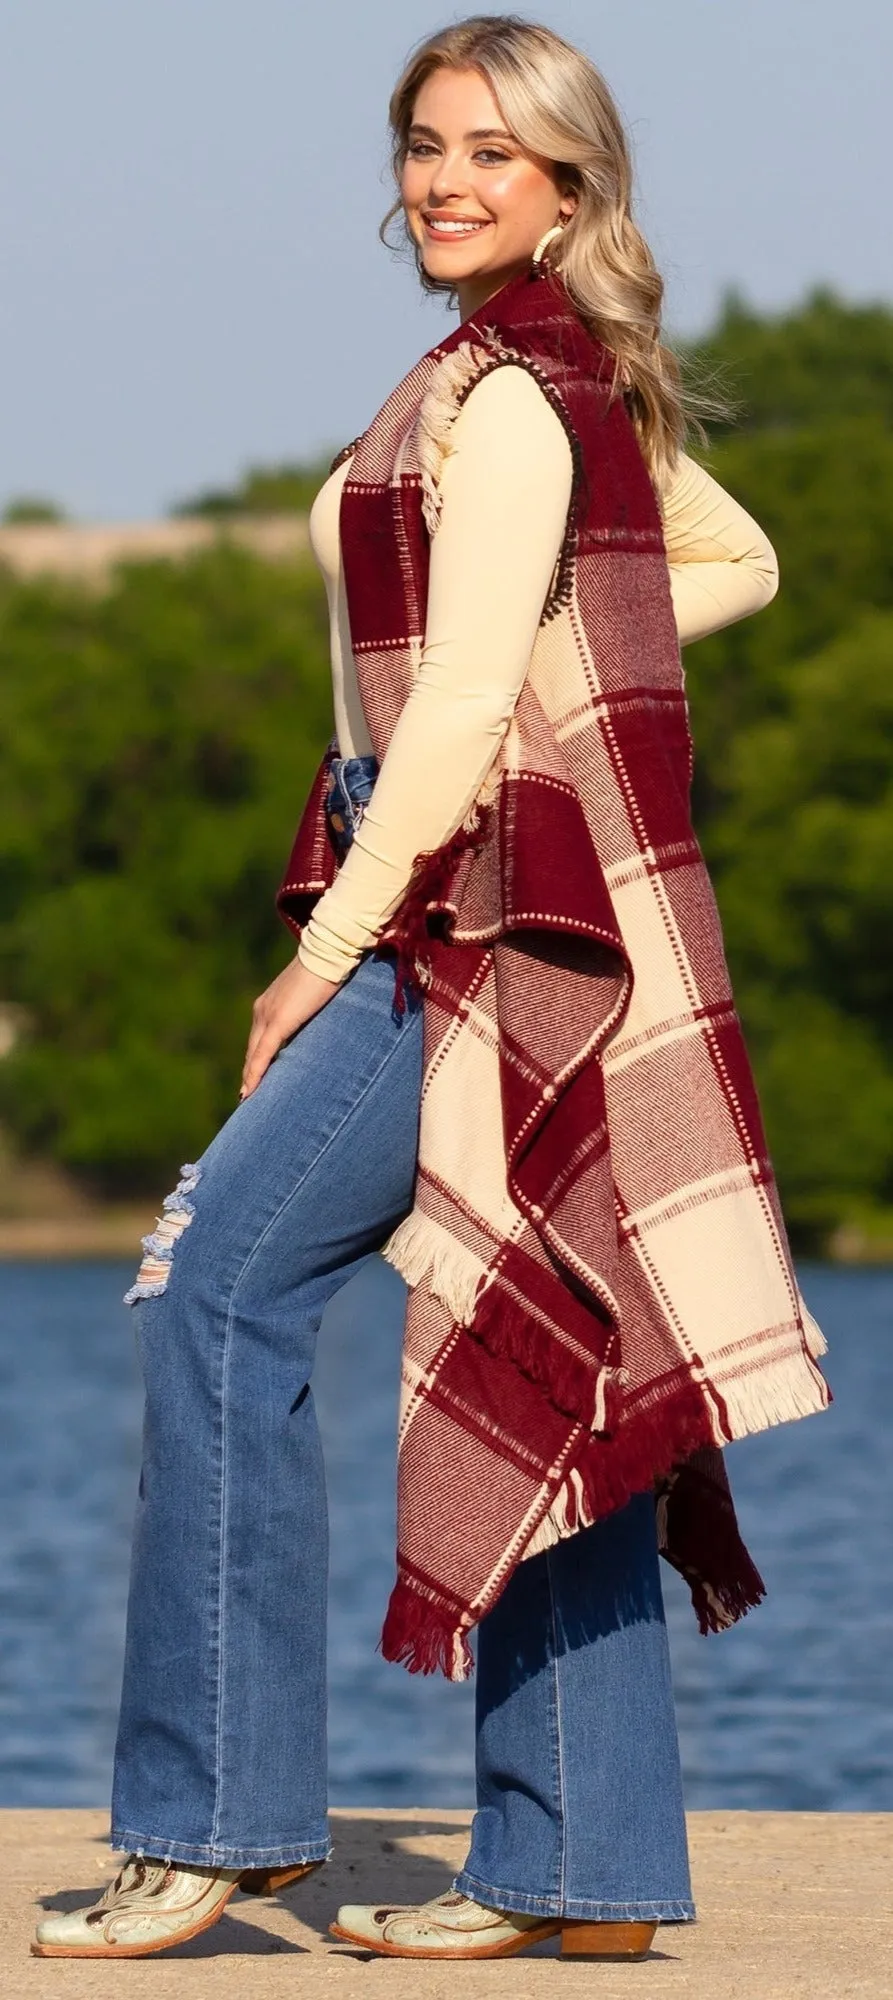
(421, 248), (494, 286)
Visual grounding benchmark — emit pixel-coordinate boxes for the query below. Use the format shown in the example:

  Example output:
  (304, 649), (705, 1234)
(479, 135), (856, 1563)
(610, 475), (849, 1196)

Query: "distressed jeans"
(112, 751), (695, 1920)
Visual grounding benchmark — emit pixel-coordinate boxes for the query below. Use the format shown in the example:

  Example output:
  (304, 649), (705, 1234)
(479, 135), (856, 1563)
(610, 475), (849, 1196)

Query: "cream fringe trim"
(797, 1290), (828, 1360)
(520, 1338), (831, 1566)
(415, 341), (514, 839)
(458, 752), (504, 841)
(718, 1342), (831, 1438)
(384, 1221), (830, 1561)
(381, 1210), (487, 1328)
(416, 342), (494, 538)
(521, 1470), (594, 1562)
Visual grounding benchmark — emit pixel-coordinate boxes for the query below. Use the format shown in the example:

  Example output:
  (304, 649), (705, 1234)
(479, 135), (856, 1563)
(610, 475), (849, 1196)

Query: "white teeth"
(425, 219), (488, 234)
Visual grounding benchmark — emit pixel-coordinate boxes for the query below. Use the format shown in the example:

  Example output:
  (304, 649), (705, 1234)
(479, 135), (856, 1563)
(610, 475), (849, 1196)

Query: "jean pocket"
(325, 756), (379, 858)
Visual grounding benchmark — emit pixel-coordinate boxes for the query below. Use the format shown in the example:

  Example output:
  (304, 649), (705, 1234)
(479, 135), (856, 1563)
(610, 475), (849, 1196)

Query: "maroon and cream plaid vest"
(278, 260), (830, 1679)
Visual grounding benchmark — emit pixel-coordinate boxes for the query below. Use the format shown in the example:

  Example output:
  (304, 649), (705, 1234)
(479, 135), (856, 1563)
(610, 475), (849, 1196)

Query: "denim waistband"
(324, 747), (380, 859)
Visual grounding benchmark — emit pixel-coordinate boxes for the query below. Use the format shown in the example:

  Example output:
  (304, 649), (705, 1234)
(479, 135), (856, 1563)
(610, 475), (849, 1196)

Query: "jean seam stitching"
(544, 1547), (568, 1909)
(110, 1829), (332, 1863)
(206, 987), (418, 1848)
(209, 1284), (233, 1852)
(189, 1266), (225, 1859)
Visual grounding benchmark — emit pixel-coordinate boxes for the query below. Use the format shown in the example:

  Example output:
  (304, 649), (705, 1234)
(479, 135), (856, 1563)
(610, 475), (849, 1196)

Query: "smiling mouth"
(422, 215), (492, 238)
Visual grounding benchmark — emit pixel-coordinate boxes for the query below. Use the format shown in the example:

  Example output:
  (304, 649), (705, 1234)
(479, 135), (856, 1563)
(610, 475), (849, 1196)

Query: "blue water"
(0, 1258), (890, 1812)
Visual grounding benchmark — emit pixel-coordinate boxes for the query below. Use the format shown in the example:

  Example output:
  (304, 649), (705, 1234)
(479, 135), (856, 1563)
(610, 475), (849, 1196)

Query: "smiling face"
(400, 66), (577, 320)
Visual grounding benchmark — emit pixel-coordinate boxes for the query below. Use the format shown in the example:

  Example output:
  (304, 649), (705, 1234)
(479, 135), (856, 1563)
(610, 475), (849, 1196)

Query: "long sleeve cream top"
(298, 365), (778, 986)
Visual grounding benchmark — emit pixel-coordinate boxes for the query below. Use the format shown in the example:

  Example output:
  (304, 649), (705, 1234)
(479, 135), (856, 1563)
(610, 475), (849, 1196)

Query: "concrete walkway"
(2, 1809), (891, 1998)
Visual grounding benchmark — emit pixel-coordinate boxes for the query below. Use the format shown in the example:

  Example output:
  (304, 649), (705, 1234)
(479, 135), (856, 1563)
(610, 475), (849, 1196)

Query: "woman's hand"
(240, 955), (341, 1099)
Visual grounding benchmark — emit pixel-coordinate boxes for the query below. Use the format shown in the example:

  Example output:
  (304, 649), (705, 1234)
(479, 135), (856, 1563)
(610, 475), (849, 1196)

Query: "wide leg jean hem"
(452, 1868), (696, 1924)
(109, 1826), (333, 1870)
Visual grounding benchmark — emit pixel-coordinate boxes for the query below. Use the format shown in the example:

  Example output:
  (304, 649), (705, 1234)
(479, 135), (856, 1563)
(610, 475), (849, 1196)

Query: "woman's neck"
(457, 261), (526, 323)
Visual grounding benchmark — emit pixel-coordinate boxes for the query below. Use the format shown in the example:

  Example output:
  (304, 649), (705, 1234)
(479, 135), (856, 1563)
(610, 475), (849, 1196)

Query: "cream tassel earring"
(531, 220), (566, 270)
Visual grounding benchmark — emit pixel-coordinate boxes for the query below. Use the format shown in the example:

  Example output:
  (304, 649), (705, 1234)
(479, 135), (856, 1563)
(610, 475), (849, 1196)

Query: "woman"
(34, 15), (829, 1965)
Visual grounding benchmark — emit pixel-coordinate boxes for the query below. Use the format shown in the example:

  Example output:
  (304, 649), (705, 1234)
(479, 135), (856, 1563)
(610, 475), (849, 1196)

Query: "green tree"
(171, 458), (335, 518)
(2, 497), (68, 524)
(683, 418), (893, 820)
(704, 613), (893, 1239)
(0, 546), (332, 1190)
(681, 284), (893, 435)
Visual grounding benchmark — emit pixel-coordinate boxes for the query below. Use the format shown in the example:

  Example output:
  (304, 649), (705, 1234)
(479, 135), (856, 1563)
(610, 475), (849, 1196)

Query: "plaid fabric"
(278, 263), (830, 1679)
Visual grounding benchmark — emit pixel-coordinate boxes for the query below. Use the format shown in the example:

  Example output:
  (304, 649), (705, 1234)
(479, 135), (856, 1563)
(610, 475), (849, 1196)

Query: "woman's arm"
(242, 397), (761, 1090)
(296, 364), (573, 986)
(660, 452), (779, 646)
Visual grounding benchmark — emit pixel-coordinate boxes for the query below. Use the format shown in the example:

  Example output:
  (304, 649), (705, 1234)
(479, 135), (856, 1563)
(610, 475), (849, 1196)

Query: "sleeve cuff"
(296, 931), (359, 986)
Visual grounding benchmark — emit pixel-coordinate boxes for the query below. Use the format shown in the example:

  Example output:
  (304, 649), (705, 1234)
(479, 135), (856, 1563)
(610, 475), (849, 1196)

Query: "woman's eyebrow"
(408, 122), (515, 142)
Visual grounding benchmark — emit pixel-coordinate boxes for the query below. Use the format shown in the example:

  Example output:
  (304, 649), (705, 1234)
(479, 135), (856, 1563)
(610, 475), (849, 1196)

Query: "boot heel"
(239, 1862), (319, 1898)
(560, 1920), (656, 1960)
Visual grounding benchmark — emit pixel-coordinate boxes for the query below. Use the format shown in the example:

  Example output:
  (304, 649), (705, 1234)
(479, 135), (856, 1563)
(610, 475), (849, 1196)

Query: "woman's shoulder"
(444, 359), (571, 472)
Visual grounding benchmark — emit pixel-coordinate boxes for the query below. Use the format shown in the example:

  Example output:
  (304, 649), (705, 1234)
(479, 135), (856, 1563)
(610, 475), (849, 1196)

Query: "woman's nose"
(427, 152), (470, 204)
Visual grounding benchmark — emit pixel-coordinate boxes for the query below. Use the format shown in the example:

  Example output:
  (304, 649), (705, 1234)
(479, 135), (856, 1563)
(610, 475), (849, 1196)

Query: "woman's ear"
(558, 180), (580, 224)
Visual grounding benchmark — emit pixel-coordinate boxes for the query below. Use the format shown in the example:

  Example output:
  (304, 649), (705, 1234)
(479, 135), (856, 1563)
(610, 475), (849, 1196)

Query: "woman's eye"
(406, 142), (511, 165)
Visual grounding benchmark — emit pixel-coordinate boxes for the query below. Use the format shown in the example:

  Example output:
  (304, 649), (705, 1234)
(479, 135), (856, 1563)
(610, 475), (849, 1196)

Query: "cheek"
(486, 163), (554, 226)
(400, 161), (427, 210)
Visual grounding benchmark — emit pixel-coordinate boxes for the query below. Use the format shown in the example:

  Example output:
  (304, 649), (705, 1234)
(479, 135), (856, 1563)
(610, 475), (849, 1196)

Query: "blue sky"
(1, 1), (888, 519)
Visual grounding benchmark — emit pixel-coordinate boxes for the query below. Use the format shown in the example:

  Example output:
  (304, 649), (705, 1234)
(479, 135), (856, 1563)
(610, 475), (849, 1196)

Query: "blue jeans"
(112, 753), (694, 1920)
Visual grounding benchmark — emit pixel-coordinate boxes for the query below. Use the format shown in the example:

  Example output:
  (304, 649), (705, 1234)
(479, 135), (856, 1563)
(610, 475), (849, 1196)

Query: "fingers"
(240, 1009), (284, 1099)
(239, 959), (339, 1102)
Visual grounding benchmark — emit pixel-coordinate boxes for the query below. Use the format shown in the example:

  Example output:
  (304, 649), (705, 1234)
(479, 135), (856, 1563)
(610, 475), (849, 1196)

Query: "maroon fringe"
(468, 1277), (626, 1434)
(661, 1465), (767, 1635)
(378, 805), (493, 1017)
(380, 1385), (766, 1680)
(557, 1383), (766, 1634)
(379, 1579), (473, 1679)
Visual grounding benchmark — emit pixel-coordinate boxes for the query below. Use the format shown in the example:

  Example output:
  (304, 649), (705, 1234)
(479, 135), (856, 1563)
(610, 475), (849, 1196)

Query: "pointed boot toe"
(330, 1888), (560, 1959)
(31, 1857), (242, 1958)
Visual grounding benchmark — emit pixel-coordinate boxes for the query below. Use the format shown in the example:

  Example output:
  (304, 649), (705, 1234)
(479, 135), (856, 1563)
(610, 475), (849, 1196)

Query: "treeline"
(0, 288), (891, 1249)
(680, 291), (893, 1244)
(0, 553), (333, 1191)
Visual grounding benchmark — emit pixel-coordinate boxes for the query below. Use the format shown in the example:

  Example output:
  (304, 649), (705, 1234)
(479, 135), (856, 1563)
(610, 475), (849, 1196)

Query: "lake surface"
(0, 1257), (890, 1813)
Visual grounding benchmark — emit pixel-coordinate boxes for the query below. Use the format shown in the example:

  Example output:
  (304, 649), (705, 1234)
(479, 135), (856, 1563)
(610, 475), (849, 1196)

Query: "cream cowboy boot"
(330, 1886), (656, 1960)
(32, 1853), (319, 1958)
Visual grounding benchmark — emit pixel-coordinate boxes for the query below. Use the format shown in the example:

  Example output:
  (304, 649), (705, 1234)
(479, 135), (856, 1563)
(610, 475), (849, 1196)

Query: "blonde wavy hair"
(381, 14), (719, 486)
